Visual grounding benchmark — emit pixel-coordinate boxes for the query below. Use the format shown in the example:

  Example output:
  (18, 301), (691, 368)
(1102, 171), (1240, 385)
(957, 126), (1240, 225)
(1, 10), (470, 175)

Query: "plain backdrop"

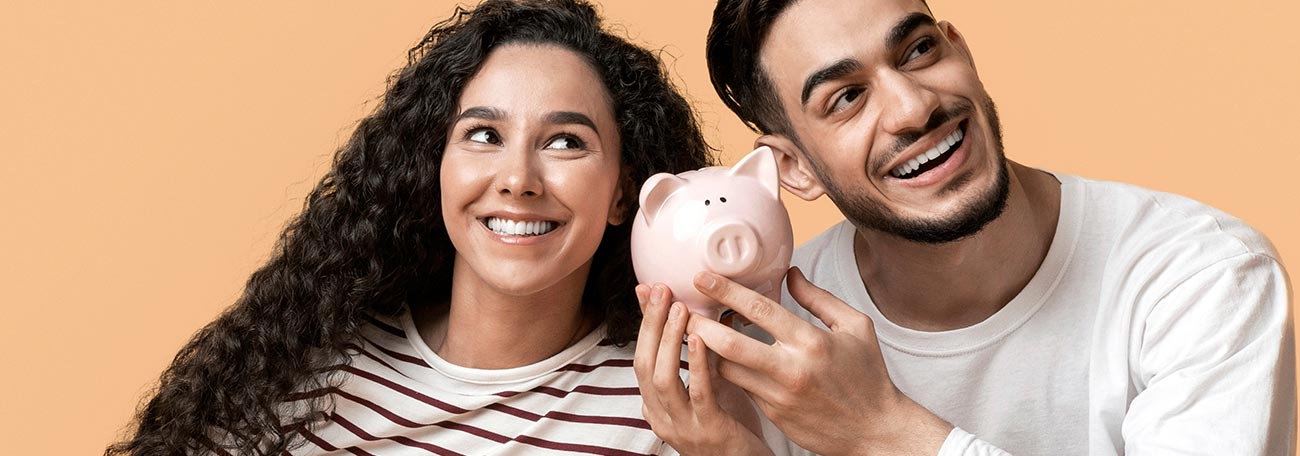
(1, 1), (1296, 454)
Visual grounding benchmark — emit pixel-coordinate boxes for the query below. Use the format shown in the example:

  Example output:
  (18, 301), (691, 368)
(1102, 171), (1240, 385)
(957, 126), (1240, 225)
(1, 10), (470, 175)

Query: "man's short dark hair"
(706, 0), (800, 135)
(706, 0), (928, 136)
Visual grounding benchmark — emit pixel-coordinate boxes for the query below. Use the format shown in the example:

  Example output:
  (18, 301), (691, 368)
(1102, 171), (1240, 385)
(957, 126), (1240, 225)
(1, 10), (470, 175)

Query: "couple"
(110, 0), (1294, 455)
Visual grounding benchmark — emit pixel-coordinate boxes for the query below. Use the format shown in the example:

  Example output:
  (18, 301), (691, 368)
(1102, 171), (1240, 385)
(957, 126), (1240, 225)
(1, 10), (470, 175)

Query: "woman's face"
(441, 43), (624, 299)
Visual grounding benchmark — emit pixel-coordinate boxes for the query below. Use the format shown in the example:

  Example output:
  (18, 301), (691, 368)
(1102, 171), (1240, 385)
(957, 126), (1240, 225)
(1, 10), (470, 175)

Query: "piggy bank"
(631, 146), (794, 320)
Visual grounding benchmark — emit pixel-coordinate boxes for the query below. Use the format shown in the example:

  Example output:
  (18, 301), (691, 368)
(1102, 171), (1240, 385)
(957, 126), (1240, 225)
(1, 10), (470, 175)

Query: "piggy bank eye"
(720, 197), (727, 203)
(704, 199), (711, 206)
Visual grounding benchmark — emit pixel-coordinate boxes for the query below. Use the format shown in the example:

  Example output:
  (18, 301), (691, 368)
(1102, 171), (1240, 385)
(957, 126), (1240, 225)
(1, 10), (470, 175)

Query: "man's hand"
(634, 283), (773, 456)
(687, 267), (952, 456)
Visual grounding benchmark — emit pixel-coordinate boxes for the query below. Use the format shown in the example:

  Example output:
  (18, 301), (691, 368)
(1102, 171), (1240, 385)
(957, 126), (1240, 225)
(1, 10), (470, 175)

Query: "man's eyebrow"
(456, 106), (506, 122)
(800, 58), (863, 107)
(886, 12), (937, 51)
(544, 111), (599, 134)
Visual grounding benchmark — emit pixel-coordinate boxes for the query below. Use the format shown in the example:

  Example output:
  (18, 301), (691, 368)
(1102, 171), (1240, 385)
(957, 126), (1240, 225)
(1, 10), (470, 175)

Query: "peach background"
(1, 1), (1296, 454)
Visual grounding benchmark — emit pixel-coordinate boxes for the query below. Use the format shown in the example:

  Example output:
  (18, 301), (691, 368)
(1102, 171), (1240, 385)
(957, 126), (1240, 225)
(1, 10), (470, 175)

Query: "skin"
(635, 284), (773, 456)
(638, 0), (1062, 453)
(421, 43), (626, 370)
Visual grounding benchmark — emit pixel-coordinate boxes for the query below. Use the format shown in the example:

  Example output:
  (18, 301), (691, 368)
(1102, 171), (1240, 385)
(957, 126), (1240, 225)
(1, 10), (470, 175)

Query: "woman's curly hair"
(106, 0), (714, 454)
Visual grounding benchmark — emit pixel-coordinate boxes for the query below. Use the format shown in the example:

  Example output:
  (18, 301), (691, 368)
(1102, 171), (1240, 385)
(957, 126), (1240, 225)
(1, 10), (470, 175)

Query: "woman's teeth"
(485, 217), (558, 237)
(891, 126), (964, 179)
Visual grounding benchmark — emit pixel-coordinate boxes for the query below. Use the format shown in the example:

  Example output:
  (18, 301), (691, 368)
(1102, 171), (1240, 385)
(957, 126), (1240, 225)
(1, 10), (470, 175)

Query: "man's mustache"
(872, 99), (975, 173)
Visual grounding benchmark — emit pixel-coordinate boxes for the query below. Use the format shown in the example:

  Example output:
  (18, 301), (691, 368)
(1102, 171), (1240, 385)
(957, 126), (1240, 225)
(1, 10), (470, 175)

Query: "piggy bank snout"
(701, 221), (761, 277)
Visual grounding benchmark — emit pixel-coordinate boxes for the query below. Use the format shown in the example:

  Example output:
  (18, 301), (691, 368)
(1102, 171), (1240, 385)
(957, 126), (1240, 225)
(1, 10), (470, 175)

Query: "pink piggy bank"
(631, 146), (794, 320)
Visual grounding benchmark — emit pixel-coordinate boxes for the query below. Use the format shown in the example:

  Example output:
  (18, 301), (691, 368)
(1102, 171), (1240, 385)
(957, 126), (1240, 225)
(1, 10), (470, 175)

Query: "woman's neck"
(412, 256), (595, 370)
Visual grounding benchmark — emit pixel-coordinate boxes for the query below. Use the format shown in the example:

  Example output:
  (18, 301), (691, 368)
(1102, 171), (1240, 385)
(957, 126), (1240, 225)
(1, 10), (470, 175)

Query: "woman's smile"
(479, 214), (565, 245)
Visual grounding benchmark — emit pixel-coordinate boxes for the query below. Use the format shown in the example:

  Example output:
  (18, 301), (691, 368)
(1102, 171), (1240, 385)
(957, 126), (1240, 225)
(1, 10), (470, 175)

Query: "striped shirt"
(286, 310), (682, 456)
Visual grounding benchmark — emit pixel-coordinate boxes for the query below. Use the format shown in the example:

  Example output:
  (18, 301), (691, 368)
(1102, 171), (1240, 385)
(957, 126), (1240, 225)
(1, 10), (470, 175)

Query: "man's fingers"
(738, 378), (778, 428)
(713, 357), (782, 405)
(786, 267), (868, 335)
(687, 316), (778, 374)
(694, 271), (807, 342)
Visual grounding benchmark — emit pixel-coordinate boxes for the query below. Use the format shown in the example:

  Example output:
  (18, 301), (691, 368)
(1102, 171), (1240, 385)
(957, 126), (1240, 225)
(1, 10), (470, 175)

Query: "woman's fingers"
(686, 335), (720, 420)
(635, 299), (775, 456)
(652, 301), (691, 415)
(635, 283), (652, 310)
(634, 284), (665, 379)
(634, 284), (669, 417)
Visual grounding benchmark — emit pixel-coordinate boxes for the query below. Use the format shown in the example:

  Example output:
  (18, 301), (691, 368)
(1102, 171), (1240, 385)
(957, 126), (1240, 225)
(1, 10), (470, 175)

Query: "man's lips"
(885, 120), (966, 180)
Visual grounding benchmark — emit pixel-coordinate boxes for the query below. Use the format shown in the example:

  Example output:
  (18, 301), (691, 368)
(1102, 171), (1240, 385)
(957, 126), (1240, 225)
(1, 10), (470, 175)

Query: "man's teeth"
(891, 127), (964, 178)
(486, 217), (558, 237)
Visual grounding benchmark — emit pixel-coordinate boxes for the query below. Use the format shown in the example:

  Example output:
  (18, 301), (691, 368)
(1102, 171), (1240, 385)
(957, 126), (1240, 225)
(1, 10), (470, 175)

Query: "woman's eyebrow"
(545, 111), (599, 134)
(457, 106), (507, 122)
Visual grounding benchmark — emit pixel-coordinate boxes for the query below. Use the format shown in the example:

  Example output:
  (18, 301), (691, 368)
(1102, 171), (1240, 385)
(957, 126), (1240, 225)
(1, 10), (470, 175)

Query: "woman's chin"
(455, 256), (595, 303)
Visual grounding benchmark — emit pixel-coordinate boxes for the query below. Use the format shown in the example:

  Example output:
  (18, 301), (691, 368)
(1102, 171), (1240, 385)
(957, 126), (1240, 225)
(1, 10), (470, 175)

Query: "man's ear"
(756, 134), (825, 201)
(940, 21), (977, 75)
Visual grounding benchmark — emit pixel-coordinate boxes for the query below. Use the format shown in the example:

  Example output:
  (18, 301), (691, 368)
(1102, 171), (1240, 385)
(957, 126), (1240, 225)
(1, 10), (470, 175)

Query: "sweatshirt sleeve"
(936, 427), (1013, 456)
(1123, 253), (1295, 455)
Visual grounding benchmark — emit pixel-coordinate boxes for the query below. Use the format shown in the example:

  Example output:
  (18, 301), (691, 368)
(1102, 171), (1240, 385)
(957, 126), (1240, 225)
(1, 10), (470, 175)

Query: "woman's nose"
(495, 145), (543, 197)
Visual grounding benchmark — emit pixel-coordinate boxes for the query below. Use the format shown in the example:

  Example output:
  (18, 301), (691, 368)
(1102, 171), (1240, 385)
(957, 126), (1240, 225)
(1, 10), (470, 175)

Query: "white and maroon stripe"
(283, 317), (682, 456)
(292, 379), (665, 455)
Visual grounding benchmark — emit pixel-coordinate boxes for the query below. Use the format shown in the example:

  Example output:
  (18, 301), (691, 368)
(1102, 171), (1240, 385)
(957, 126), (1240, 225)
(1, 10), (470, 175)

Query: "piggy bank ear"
(639, 173), (687, 224)
(729, 146), (779, 199)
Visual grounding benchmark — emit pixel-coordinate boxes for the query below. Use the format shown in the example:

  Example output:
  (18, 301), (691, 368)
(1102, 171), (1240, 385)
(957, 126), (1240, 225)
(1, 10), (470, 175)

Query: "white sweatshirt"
(758, 172), (1294, 455)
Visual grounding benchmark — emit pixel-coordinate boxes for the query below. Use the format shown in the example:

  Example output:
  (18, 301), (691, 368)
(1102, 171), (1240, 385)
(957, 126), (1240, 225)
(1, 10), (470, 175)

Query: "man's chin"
(888, 196), (1007, 244)
(839, 161), (1010, 245)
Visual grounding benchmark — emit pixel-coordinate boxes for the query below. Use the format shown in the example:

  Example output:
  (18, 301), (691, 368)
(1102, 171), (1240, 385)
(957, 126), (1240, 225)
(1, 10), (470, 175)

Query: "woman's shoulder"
(284, 325), (676, 455)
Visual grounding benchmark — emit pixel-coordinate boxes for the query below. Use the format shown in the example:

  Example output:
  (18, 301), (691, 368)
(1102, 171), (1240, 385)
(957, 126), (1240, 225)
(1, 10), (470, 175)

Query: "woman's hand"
(635, 284), (774, 456)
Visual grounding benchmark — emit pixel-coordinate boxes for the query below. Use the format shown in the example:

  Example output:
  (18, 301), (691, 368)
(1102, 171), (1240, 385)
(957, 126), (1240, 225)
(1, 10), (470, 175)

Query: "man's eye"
(831, 88), (864, 113)
(468, 129), (500, 145)
(906, 38), (935, 62)
(545, 135), (585, 150)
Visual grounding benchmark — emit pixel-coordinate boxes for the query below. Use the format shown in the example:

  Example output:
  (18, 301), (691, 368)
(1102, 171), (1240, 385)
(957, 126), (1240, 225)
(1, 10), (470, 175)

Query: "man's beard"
(813, 96), (1009, 244)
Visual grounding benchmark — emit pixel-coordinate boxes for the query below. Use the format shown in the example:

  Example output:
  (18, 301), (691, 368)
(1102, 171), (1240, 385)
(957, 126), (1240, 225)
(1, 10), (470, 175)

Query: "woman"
(107, 1), (726, 454)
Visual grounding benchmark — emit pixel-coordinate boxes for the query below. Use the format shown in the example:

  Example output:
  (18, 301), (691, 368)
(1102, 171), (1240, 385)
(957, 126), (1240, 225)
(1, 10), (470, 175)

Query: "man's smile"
(880, 119), (972, 191)
(889, 121), (965, 179)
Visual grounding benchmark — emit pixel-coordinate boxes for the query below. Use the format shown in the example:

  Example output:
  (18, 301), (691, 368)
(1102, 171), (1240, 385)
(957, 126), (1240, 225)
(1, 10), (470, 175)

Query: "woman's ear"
(756, 134), (826, 201)
(607, 166), (635, 225)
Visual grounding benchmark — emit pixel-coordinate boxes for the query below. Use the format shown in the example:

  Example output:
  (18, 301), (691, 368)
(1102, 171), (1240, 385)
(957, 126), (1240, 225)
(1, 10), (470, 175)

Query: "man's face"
(760, 0), (1008, 243)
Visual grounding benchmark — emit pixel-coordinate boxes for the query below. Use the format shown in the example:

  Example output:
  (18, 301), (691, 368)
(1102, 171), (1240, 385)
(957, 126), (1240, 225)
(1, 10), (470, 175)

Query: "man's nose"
(495, 144), (543, 197)
(876, 70), (940, 135)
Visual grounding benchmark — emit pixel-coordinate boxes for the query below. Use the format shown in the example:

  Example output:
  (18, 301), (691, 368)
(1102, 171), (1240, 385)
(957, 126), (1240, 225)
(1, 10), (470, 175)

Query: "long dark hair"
(107, 1), (713, 454)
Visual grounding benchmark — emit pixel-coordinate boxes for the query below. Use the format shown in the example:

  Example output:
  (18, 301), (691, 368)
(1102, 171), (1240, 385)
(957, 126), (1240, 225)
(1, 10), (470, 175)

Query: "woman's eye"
(545, 135), (585, 150)
(468, 129), (500, 145)
(831, 88), (864, 113)
(906, 38), (935, 62)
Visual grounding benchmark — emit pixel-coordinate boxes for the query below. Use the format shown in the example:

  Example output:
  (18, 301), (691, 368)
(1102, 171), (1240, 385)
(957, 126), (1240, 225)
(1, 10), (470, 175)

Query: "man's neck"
(411, 258), (593, 370)
(853, 161), (1061, 331)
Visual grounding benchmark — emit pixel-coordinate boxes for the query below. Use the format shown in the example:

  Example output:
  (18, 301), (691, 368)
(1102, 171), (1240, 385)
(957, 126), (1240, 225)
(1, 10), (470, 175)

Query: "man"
(633, 0), (1295, 454)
